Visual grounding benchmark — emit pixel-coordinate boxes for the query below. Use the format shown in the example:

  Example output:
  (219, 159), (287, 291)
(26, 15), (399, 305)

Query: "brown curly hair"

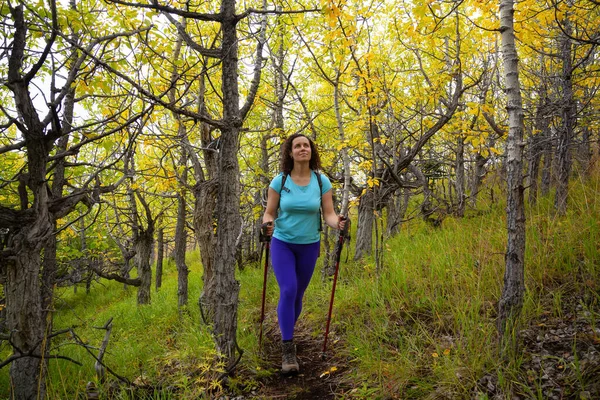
(279, 133), (322, 174)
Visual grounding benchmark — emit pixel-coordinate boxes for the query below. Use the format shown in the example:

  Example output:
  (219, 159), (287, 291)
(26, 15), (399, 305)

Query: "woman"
(262, 133), (345, 374)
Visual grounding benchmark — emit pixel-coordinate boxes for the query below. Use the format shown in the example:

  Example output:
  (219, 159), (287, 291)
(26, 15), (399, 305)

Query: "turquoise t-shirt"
(270, 171), (332, 244)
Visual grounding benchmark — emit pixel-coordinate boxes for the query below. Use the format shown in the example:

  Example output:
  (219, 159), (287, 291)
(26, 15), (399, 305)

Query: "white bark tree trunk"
(497, 0), (526, 353)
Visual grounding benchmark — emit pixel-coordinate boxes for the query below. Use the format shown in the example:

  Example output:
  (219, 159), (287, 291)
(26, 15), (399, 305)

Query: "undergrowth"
(0, 169), (599, 398)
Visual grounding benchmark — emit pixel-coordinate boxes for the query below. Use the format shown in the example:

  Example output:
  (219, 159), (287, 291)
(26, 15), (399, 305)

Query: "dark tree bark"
(203, 0), (244, 365)
(528, 86), (550, 205)
(168, 29), (189, 307)
(540, 128), (554, 197)
(135, 229), (153, 305)
(354, 189), (374, 260)
(174, 161), (189, 307)
(455, 135), (466, 217)
(578, 126), (592, 177)
(5, 232), (48, 399)
(156, 228), (164, 291)
(469, 153), (487, 208)
(198, 0), (266, 368)
(386, 188), (409, 237)
(192, 71), (218, 318)
(554, 21), (576, 216)
(132, 191), (155, 305)
(195, 179), (218, 317)
(1, 4), (56, 397)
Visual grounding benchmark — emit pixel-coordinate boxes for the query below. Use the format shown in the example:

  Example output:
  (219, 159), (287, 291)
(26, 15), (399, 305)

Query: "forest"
(0, 0), (599, 398)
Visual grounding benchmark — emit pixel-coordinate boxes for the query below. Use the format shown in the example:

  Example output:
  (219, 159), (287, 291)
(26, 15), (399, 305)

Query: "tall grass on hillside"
(307, 167), (600, 398)
(0, 169), (598, 398)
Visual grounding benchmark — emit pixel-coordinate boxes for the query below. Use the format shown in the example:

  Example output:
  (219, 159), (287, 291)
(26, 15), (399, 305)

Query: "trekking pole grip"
(259, 221), (272, 243)
(340, 215), (349, 236)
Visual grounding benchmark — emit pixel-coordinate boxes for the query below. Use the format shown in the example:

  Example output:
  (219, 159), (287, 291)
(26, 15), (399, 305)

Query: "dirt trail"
(248, 317), (351, 400)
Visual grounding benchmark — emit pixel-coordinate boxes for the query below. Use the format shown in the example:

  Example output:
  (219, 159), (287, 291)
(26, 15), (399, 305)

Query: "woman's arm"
(262, 187), (280, 236)
(321, 190), (345, 230)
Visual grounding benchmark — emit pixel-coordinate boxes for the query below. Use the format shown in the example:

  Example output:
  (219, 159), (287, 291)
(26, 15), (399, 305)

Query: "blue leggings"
(270, 237), (320, 341)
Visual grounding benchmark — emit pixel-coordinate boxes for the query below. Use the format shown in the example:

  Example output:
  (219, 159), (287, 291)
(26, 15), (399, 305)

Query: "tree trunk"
(273, 16), (285, 135)
(497, 0), (526, 354)
(130, 190), (154, 305)
(528, 92), (550, 205)
(5, 130), (51, 400)
(6, 230), (48, 399)
(386, 189), (408, 237)
(527, 134), (541, 205)
(469, 153), (487, 208)
(354, 189), (374, 260)
(195, 179), (217, 318)
(175, 168), (189, 307)
(135, 230), (153, 305)
(204, 0), (243, 368)
(156, 228), (164, 291)
(455, 135), (466, 217)
(554, 22), (575, 216)
(169, 29), (189, 308)
(578, 126), (592, 178)
(3, 6), (53, 392)
(192, 55), (218, 324)
(540, 127), (553, 197)
(208, 128), (242, 368)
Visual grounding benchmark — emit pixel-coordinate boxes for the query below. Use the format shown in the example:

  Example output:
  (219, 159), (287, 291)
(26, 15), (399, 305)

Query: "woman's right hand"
(261, 221), (274, 237)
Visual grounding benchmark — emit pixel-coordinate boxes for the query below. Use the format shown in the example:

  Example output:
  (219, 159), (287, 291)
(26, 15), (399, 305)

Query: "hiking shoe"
(281, 341), (299, 374)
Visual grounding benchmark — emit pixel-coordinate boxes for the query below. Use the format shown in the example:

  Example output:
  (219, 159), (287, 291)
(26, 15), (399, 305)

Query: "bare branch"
(237, 6), (321, 20)
(0, 329), (82, 369)
(240, 7), (267, 120)
(553, 0), (600, 45)
(162, 13), (222, 59)
(22, 0), (58, 83)
(62, 35), (224, 128)
(105, 0), (221, 22)
(482, 110), (506, 137)
(88, 261), (141, 286)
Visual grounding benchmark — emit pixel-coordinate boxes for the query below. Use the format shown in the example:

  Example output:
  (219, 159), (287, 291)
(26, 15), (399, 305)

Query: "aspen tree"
(497, 0), (526, 355)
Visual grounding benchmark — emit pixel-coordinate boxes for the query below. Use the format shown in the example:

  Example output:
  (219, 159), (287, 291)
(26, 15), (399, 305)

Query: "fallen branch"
(0, 329), (82, 369)
(94, 317), (113, 382)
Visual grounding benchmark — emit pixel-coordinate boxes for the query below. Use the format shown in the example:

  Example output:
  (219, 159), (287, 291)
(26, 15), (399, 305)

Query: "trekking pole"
(258, 222), (272, 350)
(321, 216), (349, 359)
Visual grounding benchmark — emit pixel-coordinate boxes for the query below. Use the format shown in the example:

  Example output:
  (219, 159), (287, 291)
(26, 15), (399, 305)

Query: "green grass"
(304, 168), (600, 398)
(1, 168), (599, 398)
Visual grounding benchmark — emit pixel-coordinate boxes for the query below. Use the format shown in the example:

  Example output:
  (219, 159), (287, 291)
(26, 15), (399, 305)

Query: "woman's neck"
(291, 162), (311, 177)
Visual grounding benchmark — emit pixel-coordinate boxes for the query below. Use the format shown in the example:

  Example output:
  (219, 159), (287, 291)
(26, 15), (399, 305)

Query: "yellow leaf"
(443, 348), (450, 356)
(319, 366), (338, 378)
(432, 352), (439, 358)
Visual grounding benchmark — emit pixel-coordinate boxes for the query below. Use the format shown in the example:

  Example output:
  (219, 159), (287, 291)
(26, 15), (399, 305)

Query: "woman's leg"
(292, 241), (320, 323)
(270, 238), (298, 341)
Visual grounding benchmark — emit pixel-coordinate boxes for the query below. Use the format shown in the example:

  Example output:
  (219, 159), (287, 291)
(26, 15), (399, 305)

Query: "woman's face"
(290, 136), (311, 163)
